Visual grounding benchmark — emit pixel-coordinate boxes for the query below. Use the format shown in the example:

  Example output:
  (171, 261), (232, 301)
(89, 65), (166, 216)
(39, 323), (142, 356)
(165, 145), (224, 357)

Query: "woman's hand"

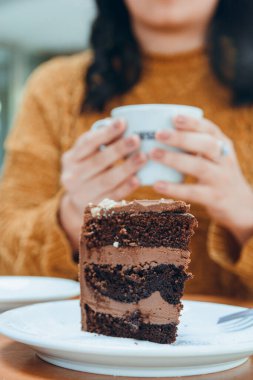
(149, 115), (253, 245)
(59, 119), (146, 248)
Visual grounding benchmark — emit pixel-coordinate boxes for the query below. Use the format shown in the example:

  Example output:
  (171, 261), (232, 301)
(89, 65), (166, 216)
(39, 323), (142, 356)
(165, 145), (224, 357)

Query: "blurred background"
(0, 0), (96, 166)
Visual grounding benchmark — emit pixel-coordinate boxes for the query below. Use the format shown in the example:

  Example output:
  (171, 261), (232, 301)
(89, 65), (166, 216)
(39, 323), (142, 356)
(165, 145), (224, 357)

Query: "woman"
(1, 0), (253, 299)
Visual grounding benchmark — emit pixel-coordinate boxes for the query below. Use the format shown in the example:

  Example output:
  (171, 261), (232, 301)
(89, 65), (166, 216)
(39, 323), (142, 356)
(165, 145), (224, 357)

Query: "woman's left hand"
(149, 115), (253, 245)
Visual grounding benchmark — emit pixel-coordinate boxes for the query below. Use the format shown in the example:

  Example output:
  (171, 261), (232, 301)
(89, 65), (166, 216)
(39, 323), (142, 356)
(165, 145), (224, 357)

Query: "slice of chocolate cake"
(80, 199), (197, 344)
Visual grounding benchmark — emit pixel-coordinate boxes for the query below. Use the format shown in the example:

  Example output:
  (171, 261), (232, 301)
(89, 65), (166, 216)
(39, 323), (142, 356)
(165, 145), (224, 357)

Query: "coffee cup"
(92, 104), (203, 186)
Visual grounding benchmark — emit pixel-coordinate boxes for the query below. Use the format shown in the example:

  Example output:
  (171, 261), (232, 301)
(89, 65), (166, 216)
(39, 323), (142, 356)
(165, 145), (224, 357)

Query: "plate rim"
(0, 276), (80, 303)
(0, 299), (252, 358)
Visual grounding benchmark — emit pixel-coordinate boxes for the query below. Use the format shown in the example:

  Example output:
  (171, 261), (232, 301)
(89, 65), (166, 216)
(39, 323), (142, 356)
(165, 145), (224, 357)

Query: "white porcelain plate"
(0, 300), (252, 377)
(0, 276), (80, 312)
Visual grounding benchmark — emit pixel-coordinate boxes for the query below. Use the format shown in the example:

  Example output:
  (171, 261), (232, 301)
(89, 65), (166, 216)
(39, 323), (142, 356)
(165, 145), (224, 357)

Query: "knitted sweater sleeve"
(208, 222), (253, 289)
(0, 57), (79, 278)
(207, 106), (253, 289)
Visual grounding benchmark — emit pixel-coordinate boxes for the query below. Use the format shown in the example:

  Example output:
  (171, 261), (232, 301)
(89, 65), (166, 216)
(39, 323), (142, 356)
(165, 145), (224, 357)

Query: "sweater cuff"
(208, 223), (253, 286)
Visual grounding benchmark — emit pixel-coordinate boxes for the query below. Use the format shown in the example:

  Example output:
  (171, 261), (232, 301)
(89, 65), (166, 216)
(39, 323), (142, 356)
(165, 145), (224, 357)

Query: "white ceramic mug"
(92, 104), (203, 185)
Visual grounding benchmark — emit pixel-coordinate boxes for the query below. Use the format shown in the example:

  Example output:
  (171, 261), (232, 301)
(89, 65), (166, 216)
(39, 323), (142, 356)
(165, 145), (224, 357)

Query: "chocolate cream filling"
(81, 284), (182, 326)
(81, 246), (190, 268)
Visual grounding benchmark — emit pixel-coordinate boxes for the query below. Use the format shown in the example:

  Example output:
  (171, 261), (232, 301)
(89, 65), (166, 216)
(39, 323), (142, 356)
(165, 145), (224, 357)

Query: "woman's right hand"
(59, 119), (146, 248)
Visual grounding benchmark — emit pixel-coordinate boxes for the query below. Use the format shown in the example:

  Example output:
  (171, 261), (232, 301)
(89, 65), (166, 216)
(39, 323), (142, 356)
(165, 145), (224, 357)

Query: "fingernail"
(129, 177), (139, 187)
(125, 136), (139, 148)
(156, 130), (171, 140)
(175, 115), (187, 123)
(152, 149), (165, 159)
(113, 119), (125, 131)
(154, 181), (167, 191)
(132, 153), (146, 165)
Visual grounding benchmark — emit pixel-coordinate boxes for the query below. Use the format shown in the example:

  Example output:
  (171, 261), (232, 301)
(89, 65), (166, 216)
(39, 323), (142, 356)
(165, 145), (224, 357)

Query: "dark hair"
(81, 0), (253, 113)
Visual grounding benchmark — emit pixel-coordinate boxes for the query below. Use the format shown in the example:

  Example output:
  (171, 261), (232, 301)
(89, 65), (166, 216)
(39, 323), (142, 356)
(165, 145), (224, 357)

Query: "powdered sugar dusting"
(90, 199), (127, 217)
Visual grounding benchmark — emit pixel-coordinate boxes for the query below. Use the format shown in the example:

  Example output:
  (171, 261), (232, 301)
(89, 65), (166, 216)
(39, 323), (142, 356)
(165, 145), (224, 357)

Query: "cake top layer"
(86, 198), (190, 218)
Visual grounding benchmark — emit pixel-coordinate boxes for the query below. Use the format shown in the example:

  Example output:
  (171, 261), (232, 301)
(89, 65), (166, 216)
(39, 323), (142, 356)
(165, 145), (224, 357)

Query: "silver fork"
(217, 308), (253, 332)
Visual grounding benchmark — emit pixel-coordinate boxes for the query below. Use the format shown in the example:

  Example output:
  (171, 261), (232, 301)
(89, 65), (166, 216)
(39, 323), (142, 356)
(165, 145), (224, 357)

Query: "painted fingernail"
(113, 119), (125, 131)
(125, 136), (139, 148)
(132, 153), (146, 165)
(129, 177), (139, 187)
(152, 149), (165, 159)
(156, 130), (171, 140)
(175, 115), (187, 123)
(154, 181), (167, 191)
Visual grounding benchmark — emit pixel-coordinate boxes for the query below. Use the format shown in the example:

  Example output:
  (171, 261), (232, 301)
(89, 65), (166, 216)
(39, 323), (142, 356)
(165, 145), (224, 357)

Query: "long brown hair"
(81, 0), (253, 113)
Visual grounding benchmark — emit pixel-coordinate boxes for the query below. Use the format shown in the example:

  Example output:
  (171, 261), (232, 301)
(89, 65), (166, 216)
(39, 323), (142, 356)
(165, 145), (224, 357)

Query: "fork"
(217, 308), (253, 332)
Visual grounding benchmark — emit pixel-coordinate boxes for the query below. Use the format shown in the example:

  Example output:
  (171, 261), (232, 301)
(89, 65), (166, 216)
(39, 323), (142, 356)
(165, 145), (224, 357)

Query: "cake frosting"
(81, 286), (181, 325)
(82, 246), (190, 267)
(86, 198), (190, 217)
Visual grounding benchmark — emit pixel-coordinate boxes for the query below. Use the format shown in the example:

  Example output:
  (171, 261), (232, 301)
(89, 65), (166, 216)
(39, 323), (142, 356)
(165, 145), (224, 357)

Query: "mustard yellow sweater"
(1, 49), (253, 299)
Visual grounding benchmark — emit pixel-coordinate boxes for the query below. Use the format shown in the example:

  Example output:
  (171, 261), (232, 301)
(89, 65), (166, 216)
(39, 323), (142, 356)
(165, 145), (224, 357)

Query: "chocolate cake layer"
(83, 211), (196, 250)
(84, 263), (190, 304)
(85, 304), (178, 344)
(82, 246), (190, 268)
(81, 288), (182, 325)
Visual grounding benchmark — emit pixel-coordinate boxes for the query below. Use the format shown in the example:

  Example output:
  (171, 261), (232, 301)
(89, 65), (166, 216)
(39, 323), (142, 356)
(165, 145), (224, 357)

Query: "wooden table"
(1, 295), (253, 380)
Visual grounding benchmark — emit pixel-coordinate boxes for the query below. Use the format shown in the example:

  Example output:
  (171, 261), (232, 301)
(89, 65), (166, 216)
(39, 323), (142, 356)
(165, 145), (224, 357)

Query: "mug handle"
(91, 117), (113, 131)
